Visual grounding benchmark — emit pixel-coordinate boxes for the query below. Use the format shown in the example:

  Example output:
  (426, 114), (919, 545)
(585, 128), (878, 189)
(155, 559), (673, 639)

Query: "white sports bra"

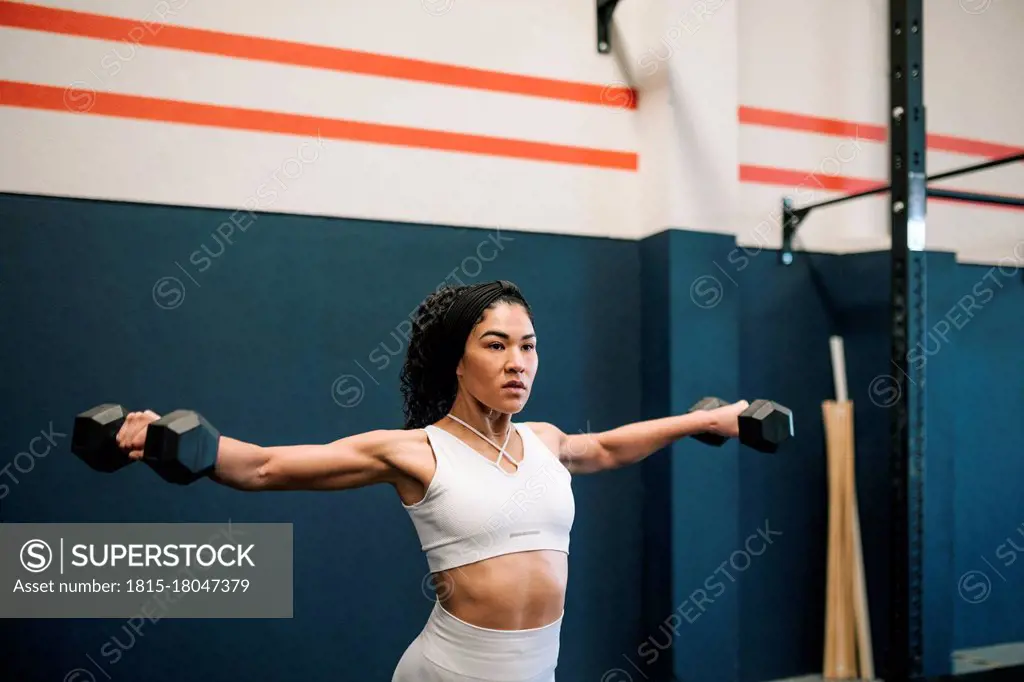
(402, 420), (575, 572)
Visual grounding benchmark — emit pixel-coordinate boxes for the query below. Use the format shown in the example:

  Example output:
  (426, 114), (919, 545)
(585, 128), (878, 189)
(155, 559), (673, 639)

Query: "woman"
(116, 279), (748, 682)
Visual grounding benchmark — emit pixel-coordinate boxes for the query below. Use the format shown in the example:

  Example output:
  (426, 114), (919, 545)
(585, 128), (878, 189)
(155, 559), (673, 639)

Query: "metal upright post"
(888, 0), (927, 680)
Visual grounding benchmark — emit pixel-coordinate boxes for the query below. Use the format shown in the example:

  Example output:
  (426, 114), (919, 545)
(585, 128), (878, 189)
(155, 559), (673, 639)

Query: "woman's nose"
(506, 352), (526, 372)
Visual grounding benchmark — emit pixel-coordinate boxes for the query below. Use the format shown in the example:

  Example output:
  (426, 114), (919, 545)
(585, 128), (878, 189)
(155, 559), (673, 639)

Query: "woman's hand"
(705, 400), (749, 439)
(115, 410), (162, 460)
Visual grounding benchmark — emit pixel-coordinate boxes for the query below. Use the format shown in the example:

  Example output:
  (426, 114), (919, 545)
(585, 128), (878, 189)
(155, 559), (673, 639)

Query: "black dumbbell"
(687, 397), (794, 453)
(72, 404), (221, 485)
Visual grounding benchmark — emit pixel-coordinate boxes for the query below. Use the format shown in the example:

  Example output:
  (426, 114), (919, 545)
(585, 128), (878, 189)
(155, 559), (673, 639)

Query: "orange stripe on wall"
(0, 1), (637, 110)
(739, 106), (1023, 159)
(739, 164), (884, 193)
(739, 164), (1024, 212)
(925, 133), (1023, 159)
(0, 80), (638, 171)
(738, 107), (887, 143)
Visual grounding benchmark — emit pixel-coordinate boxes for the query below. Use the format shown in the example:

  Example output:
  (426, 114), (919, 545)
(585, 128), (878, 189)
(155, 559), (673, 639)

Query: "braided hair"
(400, 282), (533, 429)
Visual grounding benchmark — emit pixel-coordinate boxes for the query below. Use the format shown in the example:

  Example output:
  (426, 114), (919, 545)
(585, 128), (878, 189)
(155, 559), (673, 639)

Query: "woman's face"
(456, 301), (537, 415)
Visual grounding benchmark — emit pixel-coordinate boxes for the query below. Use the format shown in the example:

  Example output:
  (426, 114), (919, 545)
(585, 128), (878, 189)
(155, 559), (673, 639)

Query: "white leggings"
(392, 601), (562, 682)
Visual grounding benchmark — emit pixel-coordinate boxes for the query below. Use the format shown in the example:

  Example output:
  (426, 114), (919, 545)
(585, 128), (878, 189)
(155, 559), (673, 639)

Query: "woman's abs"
(433, 550), (568, 630)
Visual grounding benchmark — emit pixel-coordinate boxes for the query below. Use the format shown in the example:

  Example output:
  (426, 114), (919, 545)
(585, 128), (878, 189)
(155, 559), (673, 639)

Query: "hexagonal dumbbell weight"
(142, 410), (221, 485)
(71, 404), (134, 473)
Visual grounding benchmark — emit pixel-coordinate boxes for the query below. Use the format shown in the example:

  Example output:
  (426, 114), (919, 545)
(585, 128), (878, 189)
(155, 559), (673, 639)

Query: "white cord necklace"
(445, 414), (520, 473)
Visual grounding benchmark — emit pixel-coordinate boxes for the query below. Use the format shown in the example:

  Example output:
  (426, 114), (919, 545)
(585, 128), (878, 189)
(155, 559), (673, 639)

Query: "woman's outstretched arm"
(528, 400), (748, 474)
(210, 430), (418, 491)
(116, 410), (422, 491)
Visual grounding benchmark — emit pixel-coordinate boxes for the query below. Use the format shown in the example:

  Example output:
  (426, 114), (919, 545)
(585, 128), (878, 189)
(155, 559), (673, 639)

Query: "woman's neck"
(446, 394), (510, 443)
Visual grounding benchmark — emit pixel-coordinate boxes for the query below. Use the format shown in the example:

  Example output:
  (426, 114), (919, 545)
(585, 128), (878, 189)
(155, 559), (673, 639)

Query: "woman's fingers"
(117, 412), (160, 452)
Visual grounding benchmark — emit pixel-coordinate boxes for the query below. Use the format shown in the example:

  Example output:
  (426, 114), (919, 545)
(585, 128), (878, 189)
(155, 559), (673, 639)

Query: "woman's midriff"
(434, 550), (568, 630)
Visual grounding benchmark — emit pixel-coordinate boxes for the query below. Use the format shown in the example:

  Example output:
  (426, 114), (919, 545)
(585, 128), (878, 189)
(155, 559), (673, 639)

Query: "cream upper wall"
(736, 0), (1023, 265)
(0, 0), (1020, 265)
(0, 0), (642, 239)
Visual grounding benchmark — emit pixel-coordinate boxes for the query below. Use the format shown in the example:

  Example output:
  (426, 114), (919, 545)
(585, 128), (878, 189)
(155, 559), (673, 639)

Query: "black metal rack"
(776, 5), (1019, 679)
(596, 0), (622, 54)
(780, 151), (1023, 265)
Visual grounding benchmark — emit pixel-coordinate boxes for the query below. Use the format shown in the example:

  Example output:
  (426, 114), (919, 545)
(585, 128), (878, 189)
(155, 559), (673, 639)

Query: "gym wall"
(1, 1), (1020, 258)
(1, 1), (1022, 681)
(0, 193), (647, 681)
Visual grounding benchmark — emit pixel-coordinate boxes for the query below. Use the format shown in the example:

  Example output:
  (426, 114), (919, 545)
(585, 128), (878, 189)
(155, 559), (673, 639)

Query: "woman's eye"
(523, 344), (535, 351)
(489, 342), (504, 350)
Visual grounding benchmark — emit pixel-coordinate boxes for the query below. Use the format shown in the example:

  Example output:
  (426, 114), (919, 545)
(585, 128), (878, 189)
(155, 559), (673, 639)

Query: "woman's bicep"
(528, 421), (609, 475)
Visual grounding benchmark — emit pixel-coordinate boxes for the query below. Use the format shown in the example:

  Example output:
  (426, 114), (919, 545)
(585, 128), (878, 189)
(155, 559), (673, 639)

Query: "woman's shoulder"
(371, 427), (439, 490)
(339, 426), (434, 465)
(379, 426), (433, 453)
(518, 421), (564, 453)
